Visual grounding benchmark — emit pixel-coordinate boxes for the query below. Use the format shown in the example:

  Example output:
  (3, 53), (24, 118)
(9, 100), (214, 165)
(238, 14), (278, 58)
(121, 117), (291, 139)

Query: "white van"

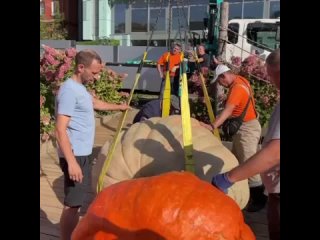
(225, 18), (280, 62)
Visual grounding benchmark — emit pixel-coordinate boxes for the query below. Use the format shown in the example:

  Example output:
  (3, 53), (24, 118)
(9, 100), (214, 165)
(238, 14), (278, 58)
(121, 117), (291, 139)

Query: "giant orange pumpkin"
(72, 171), (255, 240)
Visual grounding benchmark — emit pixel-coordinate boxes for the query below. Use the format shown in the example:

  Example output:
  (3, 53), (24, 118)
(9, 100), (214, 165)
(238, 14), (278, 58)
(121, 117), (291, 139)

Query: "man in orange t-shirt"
(157, 43), (182, 98)
(201, 64), (266, 212)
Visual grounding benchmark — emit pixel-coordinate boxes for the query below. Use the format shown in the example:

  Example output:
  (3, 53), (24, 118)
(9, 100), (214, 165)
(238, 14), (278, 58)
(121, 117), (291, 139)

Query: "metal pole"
(168, 0), (172, 49)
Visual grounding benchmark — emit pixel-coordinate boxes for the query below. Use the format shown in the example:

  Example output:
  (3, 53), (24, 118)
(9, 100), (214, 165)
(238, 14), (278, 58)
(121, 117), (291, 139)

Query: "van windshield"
(246, 22), (280, 51)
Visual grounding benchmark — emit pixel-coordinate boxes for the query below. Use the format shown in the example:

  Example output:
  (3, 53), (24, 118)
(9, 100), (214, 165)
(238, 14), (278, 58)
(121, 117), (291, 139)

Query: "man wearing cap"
(157, 43), (182, 99)
(202, 64), (266, 212)
(133, 95), (180, 123)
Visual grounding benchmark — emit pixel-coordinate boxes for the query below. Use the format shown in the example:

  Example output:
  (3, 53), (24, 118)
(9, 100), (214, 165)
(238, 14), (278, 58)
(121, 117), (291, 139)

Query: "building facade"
(40, 0), (56, 20)
(40, 0), (80, 40)
(80, 0), (280, 44)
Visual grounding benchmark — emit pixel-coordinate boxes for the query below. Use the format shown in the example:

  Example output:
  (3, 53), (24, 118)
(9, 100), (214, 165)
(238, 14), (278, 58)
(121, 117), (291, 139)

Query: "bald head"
(266, 48), (280, 70)
(266, 48), (280, 89)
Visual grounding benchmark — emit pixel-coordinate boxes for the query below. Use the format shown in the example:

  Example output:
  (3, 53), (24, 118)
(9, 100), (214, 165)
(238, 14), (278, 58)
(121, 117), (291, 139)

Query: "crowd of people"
(53, 46), (280, 240)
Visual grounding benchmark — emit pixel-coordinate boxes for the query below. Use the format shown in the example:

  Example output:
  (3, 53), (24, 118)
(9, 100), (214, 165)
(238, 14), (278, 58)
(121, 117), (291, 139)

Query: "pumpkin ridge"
(141, 120), (159, 171)
(195, 139), (217, 153)
(167, 175), (200, 238)
(158, 122), (186, 154)
(101, 188), (111, 236)
(131, 123), (146, 173)
(154, 118), (183, 147)
(105, 138), (133, 182)
(122, 123), (147, 178)
(132, 177), (155, 226)
(120, 135), (135, 178)
(138, 172), (183, 233)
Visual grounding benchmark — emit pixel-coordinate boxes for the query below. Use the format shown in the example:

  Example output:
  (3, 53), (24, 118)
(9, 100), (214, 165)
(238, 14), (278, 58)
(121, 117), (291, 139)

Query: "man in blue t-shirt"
(55, 49), (129, 240)
(133, 95), (181, 123)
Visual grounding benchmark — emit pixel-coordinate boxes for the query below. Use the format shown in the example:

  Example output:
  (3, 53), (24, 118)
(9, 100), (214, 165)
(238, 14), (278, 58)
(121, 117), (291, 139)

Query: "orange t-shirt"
(157, 52), (182, 77)
(226, 75), (257, 122)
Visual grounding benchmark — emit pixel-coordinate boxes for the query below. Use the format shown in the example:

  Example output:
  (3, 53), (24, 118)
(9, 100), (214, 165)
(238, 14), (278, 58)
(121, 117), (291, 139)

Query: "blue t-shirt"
(56, 78), (95, 156)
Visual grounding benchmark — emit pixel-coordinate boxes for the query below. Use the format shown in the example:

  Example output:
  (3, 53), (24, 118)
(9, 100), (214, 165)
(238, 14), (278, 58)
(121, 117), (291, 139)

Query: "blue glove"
(211, 173), (234, 193)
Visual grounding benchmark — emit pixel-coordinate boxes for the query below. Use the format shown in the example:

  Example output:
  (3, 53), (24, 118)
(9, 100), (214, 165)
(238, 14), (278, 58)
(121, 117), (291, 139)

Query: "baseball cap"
(211, 64), (231, 84)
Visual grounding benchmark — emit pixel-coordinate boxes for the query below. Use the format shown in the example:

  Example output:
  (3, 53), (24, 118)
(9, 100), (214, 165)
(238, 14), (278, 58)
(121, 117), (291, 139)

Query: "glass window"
(51, 1), (56, 16)
(188, 0), (209, 4)
(229, 3), (242, 19)
(246, 22), (280, 51)
(151, 40), (167, 46)
(270, 1), (280, 18)
(149, 8), (166, 31)
(172, 7), (188, 31)
(243, 1), (264, 19)
(189, 5), (207, 30)
(132, 8), (148, 32)
(114, 4), (127, 34)
(83, 1), (87, 21)
(228, 23), (239, 44)
(40, 1), (45, 16)
(149, 0), (168, 8)
(131, 40), (148, 46)
(132, 0), (148, 8)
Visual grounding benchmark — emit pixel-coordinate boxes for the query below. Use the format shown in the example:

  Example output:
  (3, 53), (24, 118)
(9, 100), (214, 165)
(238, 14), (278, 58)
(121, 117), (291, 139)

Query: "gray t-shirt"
(261, 101), (280, 194)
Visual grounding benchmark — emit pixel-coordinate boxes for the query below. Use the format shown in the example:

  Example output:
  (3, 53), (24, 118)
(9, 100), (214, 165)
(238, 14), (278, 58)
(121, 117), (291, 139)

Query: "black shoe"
(245, 185), (268, 212)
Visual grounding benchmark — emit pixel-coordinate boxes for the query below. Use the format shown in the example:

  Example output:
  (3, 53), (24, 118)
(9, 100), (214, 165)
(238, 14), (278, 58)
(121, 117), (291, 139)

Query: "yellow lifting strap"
(161, 53), (171, 117)
(96, 52), (148, 193)
(192, 51), (221, 140)
(180, 54), (195, 173)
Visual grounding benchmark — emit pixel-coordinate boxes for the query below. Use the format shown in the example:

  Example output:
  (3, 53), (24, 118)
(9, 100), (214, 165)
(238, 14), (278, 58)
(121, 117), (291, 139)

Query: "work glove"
(211, 172), (234, 194)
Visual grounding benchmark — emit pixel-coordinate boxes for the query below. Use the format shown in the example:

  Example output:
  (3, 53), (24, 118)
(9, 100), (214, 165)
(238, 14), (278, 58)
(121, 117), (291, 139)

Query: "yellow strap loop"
(162, 52), (171, 117)
(180, 58), (195, 173)
(192, 51), (221, 140)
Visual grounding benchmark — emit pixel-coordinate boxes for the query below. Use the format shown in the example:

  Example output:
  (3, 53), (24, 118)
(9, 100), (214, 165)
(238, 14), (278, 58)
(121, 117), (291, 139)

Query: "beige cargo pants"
(232, 118), (262, 187)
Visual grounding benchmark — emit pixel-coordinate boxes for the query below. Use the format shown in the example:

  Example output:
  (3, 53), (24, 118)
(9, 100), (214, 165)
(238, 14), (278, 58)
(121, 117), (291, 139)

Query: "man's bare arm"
(55, 114), (83, 183)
